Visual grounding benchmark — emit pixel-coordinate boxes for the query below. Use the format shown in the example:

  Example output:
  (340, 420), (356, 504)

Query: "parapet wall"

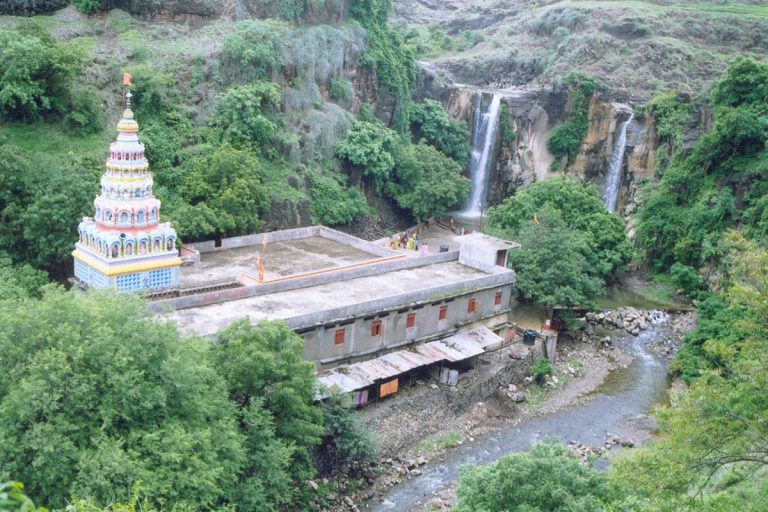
(148, 250), (463, 313)
(183, 226), (397, 258)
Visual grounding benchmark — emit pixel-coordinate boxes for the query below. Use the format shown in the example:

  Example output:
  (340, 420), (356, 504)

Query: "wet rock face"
(1, 0), (69, 15)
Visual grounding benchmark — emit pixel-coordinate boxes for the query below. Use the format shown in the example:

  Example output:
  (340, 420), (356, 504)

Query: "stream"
(364, 314), (672, 511)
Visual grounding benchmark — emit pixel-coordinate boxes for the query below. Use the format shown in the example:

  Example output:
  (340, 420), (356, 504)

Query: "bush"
(410, 99), (470, 167)
(669, 263), (705, 298)
(72, 0), (103, 14)
(309, 174), (370, 226)
(0, 24), (83, 121)
(531, 358), (553, 385)
(329, 77), (354, 106)
(455, 441), (607, 512)
(546, 72), (599, 166)
(314, 394), (375, 476)
(211, 82), (282, 151)
(220, 20), (288, 84)
(64, 87), (103, 134)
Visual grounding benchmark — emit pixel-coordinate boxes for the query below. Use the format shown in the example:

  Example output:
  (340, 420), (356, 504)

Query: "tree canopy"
(455, 441), (609, 512)
(487, 176), (631, 308)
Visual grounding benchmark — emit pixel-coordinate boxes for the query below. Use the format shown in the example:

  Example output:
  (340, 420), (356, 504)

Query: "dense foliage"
(336, 116), (470, 221)
(410, 99), (470, 166)
(0, 292), (374, 511)
(637, 58), (768, 278)
(455, 441), (609, 512)
(546, 72), (600, 168)
(389, 142), (470, 221)
(0, 22), (83, 122)
(349, 0), (416, 134)
(0, 146), (100, 275)
(487, 176), (631, 308)
(611, 233), (768, 511)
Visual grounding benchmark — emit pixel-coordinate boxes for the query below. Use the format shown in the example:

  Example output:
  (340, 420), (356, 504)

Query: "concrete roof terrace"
(165, 260), (494, 338)
(180, 236), (381, 289)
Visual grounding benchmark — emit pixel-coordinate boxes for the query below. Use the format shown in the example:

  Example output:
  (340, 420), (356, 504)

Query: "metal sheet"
(316, 327), (499, 395)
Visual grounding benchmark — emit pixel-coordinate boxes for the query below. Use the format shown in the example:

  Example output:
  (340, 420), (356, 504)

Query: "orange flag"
(123, 73), (133, 86)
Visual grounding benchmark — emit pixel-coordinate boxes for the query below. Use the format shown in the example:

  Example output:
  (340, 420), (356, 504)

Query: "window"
(406, 312), (416, 329)
(371, 320), (383, 337)
(467, 298), (477, 313)
(438, 305), (448, 321)
(494, 292), (503, 306)
(334, 328), (345, 346)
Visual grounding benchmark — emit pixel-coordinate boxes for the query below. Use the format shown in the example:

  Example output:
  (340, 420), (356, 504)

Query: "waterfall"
(602, 113), (633, 213)
(459, 93), (503, 217)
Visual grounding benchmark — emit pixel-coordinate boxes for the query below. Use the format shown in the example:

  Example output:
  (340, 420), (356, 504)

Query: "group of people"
(390, 232), (418, 250)
(390, 232), (429, 254)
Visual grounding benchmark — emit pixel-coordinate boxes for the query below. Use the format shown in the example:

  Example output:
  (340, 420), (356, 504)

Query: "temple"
(72, 86), (181, 292)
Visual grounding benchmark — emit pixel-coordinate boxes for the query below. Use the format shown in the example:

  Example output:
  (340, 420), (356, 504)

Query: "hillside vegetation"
(393, 0), (768, 99)
(0, 1), (472, 278)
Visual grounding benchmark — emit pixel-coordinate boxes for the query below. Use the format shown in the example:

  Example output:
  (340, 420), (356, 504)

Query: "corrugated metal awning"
(316, 325), (502, 396)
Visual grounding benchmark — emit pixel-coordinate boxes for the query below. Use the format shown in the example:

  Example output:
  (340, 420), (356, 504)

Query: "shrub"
(0, 24), (83, 121)
(220, 20), (287, 84)
(410, 99), (470, 167)
(531, 358), (553, 385)
(309, 174), (370, 226)
(329, 77), (354, 106)
(546, 72), (599, 166)
(210, 82), (282, 151)
(72, 0), (103, 14)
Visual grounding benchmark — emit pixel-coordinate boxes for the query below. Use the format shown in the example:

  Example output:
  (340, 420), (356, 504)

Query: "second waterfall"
(602, 113), (633, 213)
(459, 93), (502, 218)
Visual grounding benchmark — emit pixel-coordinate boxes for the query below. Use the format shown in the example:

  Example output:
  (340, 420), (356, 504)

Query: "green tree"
(211, 82), (282, 151)
(389, 142), (470, 221)
(173, 144), (268, 241)
(309, 173), (370, 226)
(487, 176), (632, 282)
(504, 207), (604, 309)
(455, 441), (609, 512)
(336, 120), (400, 191)
(611, 233), (768, 511)
(0, 290), (244, 509)
(546, 73), (599, 167)
(0, 23), (82, 121)
(410, 99), (470, 166)
(215, 321), (325, 496)
(314, 393), (375, 476)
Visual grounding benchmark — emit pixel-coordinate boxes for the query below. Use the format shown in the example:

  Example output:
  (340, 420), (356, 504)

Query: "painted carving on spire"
(72, 77), (182, 292)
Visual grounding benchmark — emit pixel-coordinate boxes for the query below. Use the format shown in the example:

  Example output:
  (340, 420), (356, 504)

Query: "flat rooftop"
(165, 260), (487, 337)
(181, 236), (380, 288)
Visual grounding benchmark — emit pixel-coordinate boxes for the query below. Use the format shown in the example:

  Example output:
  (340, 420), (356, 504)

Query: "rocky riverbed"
(321, 309), (695, 512)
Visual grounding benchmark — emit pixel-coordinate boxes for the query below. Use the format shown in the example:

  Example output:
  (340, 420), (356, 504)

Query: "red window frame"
(467, 298), (477, 313)
(406, 312), (416, 329)
(371, 320), (383, 337)
(334, 328), (345, 346)
(438, 305), (448, 321)
(494, 292), (503, 306)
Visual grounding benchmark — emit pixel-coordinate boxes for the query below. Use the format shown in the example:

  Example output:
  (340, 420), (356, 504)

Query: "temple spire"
(72, 74), (182, 293)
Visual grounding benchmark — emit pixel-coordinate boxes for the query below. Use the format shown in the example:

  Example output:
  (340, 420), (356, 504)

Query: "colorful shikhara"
(73, 83), (181, 292)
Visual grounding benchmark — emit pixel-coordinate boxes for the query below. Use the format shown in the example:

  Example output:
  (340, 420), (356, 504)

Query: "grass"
(414, 431), (462, 455)
(0, 121), (109, 162)
(560, 1), (768, 18)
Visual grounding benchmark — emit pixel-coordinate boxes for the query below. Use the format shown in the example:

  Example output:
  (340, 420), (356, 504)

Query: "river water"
(365, 315), (671, 511)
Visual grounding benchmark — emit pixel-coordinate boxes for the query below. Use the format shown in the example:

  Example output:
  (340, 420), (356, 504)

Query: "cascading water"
(602, 113), (633, 213)
(459, 93), (503, 217)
